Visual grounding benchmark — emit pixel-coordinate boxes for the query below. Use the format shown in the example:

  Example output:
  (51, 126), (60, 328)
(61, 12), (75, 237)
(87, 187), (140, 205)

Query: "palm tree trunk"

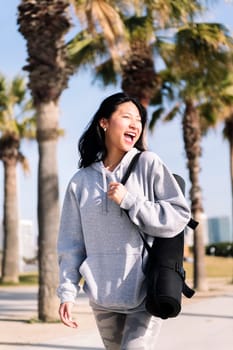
(37, 101), (60, 321)
(1, 160), (19, 283)
(229, 126), (233, 244)
(183, 100), (208, 291)
(227, 120), (233, 284)
(18, 0), (73, 321)
(224, 116), (233, 243)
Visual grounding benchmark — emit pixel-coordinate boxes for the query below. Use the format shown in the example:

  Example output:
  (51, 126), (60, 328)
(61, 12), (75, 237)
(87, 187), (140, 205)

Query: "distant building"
(208, 216), (232, 244)
(184, 214), (232, 247)
(0, 219), (37, 273)
(185, 212), (209, 247)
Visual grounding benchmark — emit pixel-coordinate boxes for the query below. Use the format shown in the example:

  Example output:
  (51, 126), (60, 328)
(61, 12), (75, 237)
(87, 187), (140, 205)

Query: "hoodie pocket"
(79, 253), (146, 310)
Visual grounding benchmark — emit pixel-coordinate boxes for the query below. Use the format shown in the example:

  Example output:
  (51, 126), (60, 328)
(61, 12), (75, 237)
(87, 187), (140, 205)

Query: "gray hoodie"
(57, 148), (191, 312)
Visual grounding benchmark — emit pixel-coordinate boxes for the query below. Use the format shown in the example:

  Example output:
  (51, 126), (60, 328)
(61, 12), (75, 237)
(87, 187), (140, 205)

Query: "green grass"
(0, 272), (38, 286)
(22, 257), (230, 284)
(19, 272), (38, 285)
(27, 317), (60, 324)
(184, 255), (233, 279)
(0, 256), (232, 287)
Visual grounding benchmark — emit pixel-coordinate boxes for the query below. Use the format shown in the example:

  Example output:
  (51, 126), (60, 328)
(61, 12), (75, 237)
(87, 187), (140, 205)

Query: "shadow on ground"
(0, 343), (102, 350)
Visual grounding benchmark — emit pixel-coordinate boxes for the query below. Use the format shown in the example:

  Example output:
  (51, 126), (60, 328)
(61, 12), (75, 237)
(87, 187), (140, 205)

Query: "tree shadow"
(0, 343), (103, 350)
(181, 312), (233, 319)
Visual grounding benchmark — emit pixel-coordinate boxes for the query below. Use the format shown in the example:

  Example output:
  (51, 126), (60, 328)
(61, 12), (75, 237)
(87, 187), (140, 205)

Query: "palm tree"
(175, 23), (233, 290)
(150, 22), (233, 290)
(69, 1), (204, 108)
(0, 74), (35, 283)
(70, 0), (129, 72)
(201, 65), (233, 242)
(224, 114), (233, 242)
(18, 0), (73, 321)
(120, 0), (204, 107)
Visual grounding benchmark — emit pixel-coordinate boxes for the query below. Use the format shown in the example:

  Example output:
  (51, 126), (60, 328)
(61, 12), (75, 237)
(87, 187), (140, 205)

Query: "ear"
(99, 118), (108, 130)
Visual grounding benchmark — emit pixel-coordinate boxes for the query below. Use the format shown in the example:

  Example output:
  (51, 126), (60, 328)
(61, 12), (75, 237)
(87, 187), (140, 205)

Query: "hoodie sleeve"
(57, 180), (86, 304)
(120, 151), (191, 238)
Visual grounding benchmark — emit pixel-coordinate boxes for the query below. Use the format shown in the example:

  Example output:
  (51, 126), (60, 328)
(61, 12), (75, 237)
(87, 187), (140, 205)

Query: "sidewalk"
(0, 279), (233, 350)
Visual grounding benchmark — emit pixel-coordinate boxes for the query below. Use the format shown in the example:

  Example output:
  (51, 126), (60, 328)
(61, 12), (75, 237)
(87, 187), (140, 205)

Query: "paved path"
(0, 280), (233, 350)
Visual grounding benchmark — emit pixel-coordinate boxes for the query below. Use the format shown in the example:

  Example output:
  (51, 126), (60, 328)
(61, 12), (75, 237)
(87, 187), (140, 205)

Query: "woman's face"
(100, 101), (143, 156)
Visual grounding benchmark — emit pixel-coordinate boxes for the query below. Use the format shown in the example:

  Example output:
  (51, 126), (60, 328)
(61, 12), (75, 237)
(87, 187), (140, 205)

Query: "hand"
(108, 182), (127, 205)
(59, 302), (78, 328)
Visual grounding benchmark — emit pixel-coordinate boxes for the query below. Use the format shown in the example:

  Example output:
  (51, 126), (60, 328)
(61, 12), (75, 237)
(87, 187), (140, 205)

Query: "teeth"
(124, 132), (135, 142)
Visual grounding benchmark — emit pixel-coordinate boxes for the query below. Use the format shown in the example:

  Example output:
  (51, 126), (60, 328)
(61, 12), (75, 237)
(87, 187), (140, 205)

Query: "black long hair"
(78, 92), (147, 168)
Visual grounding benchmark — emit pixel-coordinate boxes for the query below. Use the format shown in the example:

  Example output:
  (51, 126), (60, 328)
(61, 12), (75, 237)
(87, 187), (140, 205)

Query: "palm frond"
(11, 76), (27, 105)
(149, 107), (164, 130)
(0, 74), (36, 142)
(67, 31), (107, 68)
(163, 104), (181, 122)
(175, 22), (233, 61)
(146, 0), (204, 27)
(124, 15), (154, 43)
(71, 0), (129, 70)
(16, 115), (36, 139)
(94, 59), (118, 86)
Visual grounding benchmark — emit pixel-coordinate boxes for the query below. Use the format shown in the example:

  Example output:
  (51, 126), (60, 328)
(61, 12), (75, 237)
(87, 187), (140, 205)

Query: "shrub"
(206, 242), (233, 257)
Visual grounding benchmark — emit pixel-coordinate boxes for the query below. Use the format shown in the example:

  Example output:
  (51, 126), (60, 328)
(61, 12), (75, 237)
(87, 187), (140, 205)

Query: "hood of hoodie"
(90, 147), (139, 214)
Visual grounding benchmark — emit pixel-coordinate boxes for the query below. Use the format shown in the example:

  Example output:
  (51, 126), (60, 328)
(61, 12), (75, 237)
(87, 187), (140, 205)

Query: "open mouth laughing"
(124, 132), (137, 144)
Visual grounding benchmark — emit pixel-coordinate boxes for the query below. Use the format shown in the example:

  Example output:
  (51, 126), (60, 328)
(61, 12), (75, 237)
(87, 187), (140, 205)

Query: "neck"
(103, 153), (125, 171)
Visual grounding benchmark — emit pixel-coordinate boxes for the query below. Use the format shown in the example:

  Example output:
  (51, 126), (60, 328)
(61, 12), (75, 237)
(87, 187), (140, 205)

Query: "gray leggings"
(92, 308), (163, 350)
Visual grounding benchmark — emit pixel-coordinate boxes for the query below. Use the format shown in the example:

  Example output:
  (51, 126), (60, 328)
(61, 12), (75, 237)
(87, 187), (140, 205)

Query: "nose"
(129, 117), (137, 128)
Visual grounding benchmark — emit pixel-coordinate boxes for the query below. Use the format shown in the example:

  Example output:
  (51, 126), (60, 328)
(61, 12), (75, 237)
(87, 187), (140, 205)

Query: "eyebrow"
(122, 112), (141, 118)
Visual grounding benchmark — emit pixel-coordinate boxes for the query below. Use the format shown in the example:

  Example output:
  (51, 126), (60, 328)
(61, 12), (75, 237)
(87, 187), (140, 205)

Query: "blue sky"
(0, 1), (233, 231)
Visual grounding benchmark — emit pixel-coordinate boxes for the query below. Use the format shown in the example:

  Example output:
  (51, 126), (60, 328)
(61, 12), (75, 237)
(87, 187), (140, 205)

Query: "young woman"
(57, 92), (191, 349)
